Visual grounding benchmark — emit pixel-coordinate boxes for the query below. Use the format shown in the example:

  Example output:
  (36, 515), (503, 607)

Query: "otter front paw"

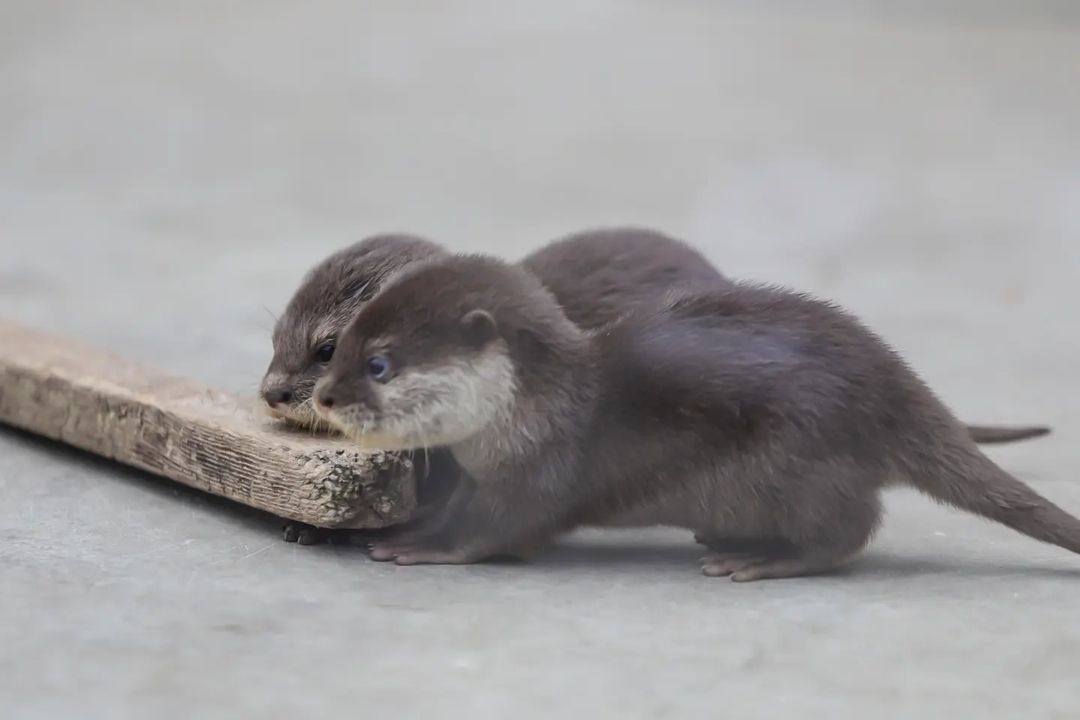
(282, 522), (353, 546)
(365, 524), (437, 558)
(368, 539), (483, 565)
(282, 522), (328, 545)
(392, 547), (479, 565)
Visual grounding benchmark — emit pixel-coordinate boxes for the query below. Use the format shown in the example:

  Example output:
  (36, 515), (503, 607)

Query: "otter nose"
(314, 388), (336, 409)
(263, 387), (292, 407)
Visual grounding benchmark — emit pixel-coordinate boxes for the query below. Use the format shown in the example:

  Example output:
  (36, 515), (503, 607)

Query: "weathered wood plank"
(0, 319), (415, 528)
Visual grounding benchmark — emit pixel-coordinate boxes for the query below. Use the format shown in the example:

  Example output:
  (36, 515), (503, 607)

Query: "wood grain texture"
(0, 319), (415, 528)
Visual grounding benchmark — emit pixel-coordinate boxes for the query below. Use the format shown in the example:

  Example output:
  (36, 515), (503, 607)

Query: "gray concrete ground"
(2, 1), (1079, 718)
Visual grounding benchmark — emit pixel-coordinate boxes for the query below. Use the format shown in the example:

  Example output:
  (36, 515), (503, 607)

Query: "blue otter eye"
(314, 342), (335, 363)
(367, 356), (391, 381)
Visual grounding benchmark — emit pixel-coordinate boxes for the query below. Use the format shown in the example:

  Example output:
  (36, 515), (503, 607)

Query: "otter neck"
(449, 335), (599, 480)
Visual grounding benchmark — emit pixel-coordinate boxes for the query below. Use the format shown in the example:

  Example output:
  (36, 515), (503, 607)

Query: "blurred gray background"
(2, 1), (1078, 718)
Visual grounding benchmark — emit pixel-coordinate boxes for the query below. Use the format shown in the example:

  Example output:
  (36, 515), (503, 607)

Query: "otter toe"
(700, 553), (769, 578)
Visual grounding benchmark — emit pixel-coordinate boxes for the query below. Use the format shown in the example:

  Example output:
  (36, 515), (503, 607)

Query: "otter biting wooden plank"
(0, 319), (415, 529)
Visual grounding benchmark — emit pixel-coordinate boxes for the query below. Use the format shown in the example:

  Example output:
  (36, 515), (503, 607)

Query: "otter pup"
(263, 229), (1046, 544)
(262, 228), (1046, 442)
(260, 233), (446, 429)
(259, 227), (722, 422)
(312, 254), (1078, 580)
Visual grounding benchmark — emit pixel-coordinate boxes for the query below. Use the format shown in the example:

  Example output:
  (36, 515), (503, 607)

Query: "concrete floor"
(2, 1), (1080, 718)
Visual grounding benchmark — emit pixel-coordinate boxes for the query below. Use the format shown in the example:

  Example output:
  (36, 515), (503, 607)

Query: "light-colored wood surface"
(0, 319), (415, 528)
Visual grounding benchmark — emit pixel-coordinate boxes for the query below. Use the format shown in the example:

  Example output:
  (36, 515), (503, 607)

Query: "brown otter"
(264, 229), (1047, 544)
(260, 233), (446, 429)
(312, 254), (1076, 580)
(262, 228), (1047, 442)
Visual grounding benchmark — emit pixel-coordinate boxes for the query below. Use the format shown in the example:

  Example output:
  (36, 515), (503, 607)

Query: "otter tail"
(965, 424), (1050, 445)
(906, 448), (1080, 555)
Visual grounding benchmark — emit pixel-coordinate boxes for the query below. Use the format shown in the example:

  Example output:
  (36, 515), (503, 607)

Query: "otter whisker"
(355, 420), (370, 452)
(260, 304), (279, 326)
(411, 415), (431, 480)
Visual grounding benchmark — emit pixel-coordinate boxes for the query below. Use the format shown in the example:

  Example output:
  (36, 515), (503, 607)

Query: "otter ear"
(460, 309), (497, 348)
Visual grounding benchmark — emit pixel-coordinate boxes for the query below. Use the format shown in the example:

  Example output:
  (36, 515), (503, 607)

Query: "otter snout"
(260, 370), (295, 409)
(262, 385), (292, 408)
(314, 387), (336, 409)
(313, 375), (360, 414)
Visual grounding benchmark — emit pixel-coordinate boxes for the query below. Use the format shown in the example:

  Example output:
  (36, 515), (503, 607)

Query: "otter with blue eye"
(262, 230), (1048, 447)
(367, 356), (392, 381)
(314, 253), (1078, 580)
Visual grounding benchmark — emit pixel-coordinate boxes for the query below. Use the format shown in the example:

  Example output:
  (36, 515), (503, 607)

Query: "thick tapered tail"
(908, 449), (1080, 555)
(966, 424), (1051, 445)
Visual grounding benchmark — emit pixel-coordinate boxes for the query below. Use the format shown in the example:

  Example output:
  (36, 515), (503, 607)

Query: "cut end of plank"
(0, 319), (416, 529)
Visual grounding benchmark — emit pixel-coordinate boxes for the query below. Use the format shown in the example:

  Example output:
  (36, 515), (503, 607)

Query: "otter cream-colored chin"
(263, 405), (288, 420)
(345, 430), (418, 452)
(322, 411), (412, 451)
(267, 412), (340, 438)
(266, 400), (320, 428)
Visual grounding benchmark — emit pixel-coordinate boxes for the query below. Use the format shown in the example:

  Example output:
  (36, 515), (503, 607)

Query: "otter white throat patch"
(376, 349), (517, 449)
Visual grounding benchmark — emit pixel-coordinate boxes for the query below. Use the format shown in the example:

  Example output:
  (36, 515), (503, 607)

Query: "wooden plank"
(0, 319), (415, 528)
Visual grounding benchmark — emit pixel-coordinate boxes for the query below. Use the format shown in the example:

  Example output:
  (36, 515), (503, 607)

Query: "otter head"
(259, 234), (445, 428)
(312, 254), (577, 451)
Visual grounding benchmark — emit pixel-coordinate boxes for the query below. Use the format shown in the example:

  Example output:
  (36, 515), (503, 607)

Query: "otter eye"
(367, 356), (391, 382)
(314, 342), (335, 363)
